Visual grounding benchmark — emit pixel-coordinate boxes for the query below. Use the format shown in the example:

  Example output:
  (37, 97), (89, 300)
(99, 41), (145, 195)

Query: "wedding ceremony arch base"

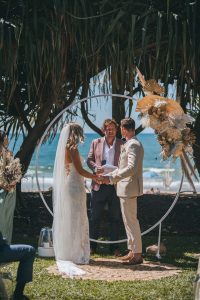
(35, 93), (189, 259)
(47, 258), (181, 281)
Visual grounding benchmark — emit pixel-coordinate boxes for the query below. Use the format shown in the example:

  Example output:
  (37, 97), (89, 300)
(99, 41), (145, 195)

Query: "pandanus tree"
(0, 0), (200, 175)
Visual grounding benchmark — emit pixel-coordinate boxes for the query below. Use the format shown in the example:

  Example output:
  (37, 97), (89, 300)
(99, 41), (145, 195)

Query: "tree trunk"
(111, 65), (144, 137)
(111, 66), (126, 137)
(112, 96), (126, 137)
(15, 103), (53, 174)
(14, 102), (53, 209)
(14, 79), (80, 174)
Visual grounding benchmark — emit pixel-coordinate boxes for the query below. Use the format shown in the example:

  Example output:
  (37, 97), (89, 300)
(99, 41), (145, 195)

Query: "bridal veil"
(52, 124), (87, 277)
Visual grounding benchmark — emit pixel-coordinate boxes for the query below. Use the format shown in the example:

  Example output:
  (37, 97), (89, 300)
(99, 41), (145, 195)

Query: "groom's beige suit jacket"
(109, 137), (144, 197)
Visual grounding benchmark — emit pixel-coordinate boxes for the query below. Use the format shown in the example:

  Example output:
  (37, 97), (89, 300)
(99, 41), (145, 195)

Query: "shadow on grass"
(140, 235), (200, 270)
(91, 234), (200, 271)
(12, 233), (200, 271)
(90, 258), (180, 272)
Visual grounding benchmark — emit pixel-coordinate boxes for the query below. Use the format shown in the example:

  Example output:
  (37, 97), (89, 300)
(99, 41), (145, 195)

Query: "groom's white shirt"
(109, 137), (144, 198)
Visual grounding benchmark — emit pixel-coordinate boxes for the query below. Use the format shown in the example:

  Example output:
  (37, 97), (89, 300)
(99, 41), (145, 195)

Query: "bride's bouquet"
(0, 150), (22, 192)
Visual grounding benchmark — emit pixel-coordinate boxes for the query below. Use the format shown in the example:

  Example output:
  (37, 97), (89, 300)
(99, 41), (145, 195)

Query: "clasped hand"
(93, 175), (110, 185)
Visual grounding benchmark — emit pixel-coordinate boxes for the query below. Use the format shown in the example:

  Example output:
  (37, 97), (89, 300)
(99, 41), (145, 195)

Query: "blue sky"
(76, 93), (154, 134)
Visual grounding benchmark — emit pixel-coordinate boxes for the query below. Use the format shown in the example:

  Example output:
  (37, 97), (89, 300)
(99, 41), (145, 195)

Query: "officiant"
(87, 119), (124, 256)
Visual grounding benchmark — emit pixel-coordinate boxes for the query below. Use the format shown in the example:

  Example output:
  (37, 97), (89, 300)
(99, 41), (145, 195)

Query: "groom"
(103, 118), (144, 265)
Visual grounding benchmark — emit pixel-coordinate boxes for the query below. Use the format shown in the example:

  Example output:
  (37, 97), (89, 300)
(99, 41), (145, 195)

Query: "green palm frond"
(0, 0), (199, 171)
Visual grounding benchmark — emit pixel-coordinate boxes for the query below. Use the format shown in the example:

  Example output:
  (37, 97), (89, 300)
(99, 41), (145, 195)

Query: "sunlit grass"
(2, 235), (200, 299)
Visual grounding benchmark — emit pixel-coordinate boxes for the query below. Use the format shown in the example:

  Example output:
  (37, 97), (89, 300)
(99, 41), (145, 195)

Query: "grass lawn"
(2, 235), (200, 300)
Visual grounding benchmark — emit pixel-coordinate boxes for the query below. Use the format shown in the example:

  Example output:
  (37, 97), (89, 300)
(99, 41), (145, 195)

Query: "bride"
(53, 122), (101, 277)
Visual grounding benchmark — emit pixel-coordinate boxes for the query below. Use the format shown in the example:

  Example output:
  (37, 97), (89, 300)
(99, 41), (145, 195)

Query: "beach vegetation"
(0, 1), (200, 176)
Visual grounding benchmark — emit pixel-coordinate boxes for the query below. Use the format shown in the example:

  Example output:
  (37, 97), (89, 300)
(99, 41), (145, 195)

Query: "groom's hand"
(93, 175), (110, 185)
(93, 175), (104, 184)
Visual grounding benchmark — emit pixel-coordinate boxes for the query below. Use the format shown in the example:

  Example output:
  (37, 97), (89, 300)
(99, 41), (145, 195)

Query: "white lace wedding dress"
(52, 125), (90, 277)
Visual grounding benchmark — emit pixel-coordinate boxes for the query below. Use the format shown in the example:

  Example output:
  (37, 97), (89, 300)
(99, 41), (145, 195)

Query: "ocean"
(9, 133), (199, 192)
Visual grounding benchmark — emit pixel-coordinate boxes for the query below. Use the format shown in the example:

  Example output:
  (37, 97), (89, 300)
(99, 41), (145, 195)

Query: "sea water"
(9, 133), (199, 192)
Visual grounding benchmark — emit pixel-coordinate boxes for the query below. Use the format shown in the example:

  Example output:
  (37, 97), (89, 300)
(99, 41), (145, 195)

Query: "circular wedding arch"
(35, 93), (184, 245)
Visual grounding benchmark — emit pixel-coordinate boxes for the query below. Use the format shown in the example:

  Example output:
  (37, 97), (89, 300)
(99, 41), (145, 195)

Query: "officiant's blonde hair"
(66, 123), (84, 150)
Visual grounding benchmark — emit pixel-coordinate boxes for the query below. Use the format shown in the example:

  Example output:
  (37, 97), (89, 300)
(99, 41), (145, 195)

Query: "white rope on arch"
(35, 93), (185, 245)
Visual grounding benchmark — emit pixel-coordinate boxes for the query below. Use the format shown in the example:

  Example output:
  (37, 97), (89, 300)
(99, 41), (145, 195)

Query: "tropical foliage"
(0, 0), (200, 174)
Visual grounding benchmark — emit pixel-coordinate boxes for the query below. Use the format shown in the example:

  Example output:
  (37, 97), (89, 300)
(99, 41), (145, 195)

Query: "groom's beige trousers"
(120, 196), (142, 253)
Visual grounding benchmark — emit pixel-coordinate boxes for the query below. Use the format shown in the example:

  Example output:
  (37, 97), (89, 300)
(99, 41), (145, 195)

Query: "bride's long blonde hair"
(66, 123), (84, 150)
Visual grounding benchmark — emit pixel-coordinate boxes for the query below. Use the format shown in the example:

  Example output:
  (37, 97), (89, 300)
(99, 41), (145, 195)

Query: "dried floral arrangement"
(136, 67), (198, 192)
(0, 149), (22, 192)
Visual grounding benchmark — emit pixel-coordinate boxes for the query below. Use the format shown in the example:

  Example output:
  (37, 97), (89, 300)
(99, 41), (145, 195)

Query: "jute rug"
(47, 258), (181, 281)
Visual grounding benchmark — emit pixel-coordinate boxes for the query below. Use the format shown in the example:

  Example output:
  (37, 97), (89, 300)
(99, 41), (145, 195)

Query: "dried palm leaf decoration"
(136, 67), (198, 192)
(136, 67), (165, 95)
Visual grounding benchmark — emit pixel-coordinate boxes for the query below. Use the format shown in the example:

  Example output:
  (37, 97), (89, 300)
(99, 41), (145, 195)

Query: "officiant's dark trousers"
(0, 244), (35, 283)
(90, 184), (122, 252)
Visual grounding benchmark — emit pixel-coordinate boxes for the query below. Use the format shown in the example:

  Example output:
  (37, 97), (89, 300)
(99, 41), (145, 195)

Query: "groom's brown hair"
(121, 118), (135, 131)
